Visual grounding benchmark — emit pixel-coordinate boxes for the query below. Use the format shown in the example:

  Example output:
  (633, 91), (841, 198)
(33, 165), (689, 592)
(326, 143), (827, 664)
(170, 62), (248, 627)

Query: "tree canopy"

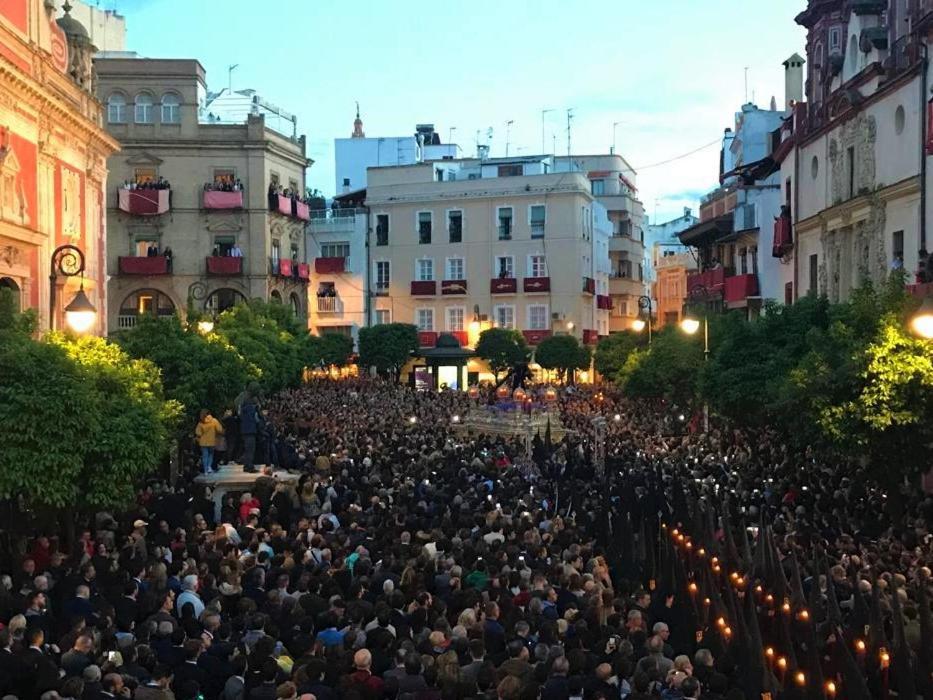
(304, 332), (354, 368)
(535, 334), (591, 383)
(358, 323), (419, 381)
(594, 331), (643, 378)
(475, 328), (530, 377)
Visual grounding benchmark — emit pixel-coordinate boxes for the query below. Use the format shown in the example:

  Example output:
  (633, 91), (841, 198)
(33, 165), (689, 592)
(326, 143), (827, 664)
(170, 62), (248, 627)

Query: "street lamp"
(197, 320), (215, 334)
(911, 297), (933, 339)
(633, 295), (653, 344)
(680, 284), (714, 431)
(50, 244), (96, 333)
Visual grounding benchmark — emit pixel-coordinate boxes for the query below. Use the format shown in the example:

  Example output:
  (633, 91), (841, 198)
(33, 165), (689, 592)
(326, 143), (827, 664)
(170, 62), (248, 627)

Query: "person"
(239, 394), (261, 474)
(195, 409), (224, 475)
(147, 243), (159, 257)
(135, 665), (174, 700)
(230, 243), (243, 258)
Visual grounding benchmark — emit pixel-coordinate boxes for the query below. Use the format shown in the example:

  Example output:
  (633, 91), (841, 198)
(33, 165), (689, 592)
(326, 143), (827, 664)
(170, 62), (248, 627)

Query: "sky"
(108, 0), (807, 225)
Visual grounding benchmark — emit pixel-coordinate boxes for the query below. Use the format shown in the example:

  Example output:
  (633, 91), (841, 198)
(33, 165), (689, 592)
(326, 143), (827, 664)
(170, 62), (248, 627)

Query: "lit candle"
(782, 601), (791, 614)
(716, 616), (726, 629)
(798, 609), (809, 622)
(795, 671), (806, 687)
(723, 626), (732, 639)
(825, 680), (836, 697)
(880, 649), (890, 669)
(698, 548), (706, 557)
(688, 582), (698, 595)
(855, 639), (866, 653)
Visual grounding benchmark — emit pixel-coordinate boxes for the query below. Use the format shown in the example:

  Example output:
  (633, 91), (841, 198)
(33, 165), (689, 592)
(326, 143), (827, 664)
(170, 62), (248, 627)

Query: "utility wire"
(633, 137), (722, 171)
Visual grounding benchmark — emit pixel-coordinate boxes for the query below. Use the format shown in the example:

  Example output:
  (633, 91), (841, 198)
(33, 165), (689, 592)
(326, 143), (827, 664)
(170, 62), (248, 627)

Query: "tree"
(593, 331), (643, 378)
(535, 334), (591, 384)
(619, 326), (704, 408)
(358, 323), (418, 381)
(116, 315), (257, 424)
(0, 313), (176, 515)
(216, 302), (304, 393)
(303, 332), (354, 368)
(475, 328), (530, 378)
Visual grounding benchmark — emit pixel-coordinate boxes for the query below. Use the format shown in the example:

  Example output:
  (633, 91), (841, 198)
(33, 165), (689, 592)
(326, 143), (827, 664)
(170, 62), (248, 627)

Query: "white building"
(644, 207), (699, 284)
(335, 114), (460, 194)
(202, 88), (299, 140)
(57, 0), (125, 53)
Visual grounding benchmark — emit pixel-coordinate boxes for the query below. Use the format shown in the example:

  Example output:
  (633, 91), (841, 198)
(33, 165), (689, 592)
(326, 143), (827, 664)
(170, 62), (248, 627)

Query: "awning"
(678, 213), (734, 246)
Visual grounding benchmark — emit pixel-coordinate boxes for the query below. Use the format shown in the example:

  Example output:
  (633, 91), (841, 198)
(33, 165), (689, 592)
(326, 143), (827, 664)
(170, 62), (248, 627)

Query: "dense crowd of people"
(1, 379), (931, 700)
(205, 180), (244, 193)
(122, 178), (171, 191)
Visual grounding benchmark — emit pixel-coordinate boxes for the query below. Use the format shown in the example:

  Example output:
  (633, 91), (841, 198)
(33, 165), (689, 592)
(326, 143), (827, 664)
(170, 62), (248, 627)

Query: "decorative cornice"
(795, 175), (919, 233)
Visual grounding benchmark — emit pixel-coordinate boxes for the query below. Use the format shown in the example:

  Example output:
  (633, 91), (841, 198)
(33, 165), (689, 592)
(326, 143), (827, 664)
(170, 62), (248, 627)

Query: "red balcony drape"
(522, 329), (552, 345)
(441, 279), (468, 295)
(203, 190), (243, 209)
(119, 188), (170, 216)
(315, 257), (346, 274)
(206, 256), (242, 275)
(523, 277), (550, 293)
(118, 256), (169, 275)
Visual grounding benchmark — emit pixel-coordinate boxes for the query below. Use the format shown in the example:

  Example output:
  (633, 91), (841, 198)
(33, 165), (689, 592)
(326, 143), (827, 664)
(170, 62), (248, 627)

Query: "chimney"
(783, 53), (805, 109)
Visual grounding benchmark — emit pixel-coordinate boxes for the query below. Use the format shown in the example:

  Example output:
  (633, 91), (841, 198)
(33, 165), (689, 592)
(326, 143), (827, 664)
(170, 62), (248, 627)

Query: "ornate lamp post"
(50, 244), (96, 333)
(680, 283), (713, 431)
(632, 294), (653, 344)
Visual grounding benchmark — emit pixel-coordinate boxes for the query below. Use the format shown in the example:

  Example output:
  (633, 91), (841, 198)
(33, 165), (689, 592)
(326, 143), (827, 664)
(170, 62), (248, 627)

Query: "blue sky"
(111, 0), (806, 224)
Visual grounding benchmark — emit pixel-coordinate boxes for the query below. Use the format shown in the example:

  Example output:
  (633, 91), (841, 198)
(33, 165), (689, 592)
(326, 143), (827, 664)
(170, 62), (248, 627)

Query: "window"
(497, 207), (513, 240)
(288, 179), (299, 193)
(809, 254), (819, 294)
(134, 93), (153, 124)
(416, 308), (434, 331)
(448, 210), (463, 243)
(375, 261), (390, 292)
(494, 305), (515, 329)
(161, 93), (180, 124)
(290, 243), (299, 261)
(528, 255), (547, 278)
(213, 235), (236, 256)
(739, 248), (748, 275)
(446, 257), (464, 280)
(418, 211), (432, 244)
(375, 214), (389, 246)
(530, 205), (546, 238)
(829, 27), (842, 52)
(496, 255), (514, 278)
(447, 307), (465, 332)
(213, 168), (236, 185)
(107, 93), (126, 123)
(416, 258), (434, 281)
(847, 146), (856, 198)
(271, 240), (281, 263)
(342, 177), (350, 188)
(270, 172), (280, 188)
(497, 164), (522, 177)
(591, 179), (606, 196)
(134, 167), (156, 184)
(892, 230), (904, 264)
(321, 242), (350, 259)
(895, 105), (906, 135)
(750, 247), (758, 275)
(528, 304), (548, 330)
(375, 309), (390, 325)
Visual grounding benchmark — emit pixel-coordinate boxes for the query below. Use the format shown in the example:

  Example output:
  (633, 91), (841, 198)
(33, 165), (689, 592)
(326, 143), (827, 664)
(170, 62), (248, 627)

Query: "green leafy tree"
(116, 315), (257, 424)
(358, 323), (418, 381)
(593, 331), (643, 378)
(302, 332), (354, 368)
(535, 334), (591, 384)
(475, 328), (530, 378)
(216, 302), (303, 393)
(619, 326), (703, 407)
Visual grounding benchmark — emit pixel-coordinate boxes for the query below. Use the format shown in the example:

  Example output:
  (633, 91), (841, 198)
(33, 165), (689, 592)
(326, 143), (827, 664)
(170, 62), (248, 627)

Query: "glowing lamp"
(544, 387), (557, 402)
(64, 287), (97, 333)
(468, 385), (480, 400)
(513, 387), (526, 402)
(680, 316), (700, 335)
(197, 319), (214, 334)
(910, 297), (933, 339)
(632, 318), (646, 332)
(409, 416), (417, 424)
(496, 385), (510, 400)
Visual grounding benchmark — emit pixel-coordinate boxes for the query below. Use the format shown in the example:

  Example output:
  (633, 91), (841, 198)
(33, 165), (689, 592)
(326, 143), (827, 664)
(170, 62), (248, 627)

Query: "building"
(202, 88), (299, 141)
(0, 0), (119, 333)
(306, 195), (368, 342)
(644, 207), (699, 281)
(678, 87), (792, 317)
(95, 56), (311, 330)
(335, 116), (460, 194)
(553, 154), (647, 331)
(775, 0), (933, 305)
(56, 0), (125, 53)
(653, 250), (697, 329)
(364, 155), (609, 385)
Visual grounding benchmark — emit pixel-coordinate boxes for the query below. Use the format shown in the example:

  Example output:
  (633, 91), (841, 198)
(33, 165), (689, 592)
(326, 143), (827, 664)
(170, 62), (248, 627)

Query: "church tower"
(351, 102), (365, 138)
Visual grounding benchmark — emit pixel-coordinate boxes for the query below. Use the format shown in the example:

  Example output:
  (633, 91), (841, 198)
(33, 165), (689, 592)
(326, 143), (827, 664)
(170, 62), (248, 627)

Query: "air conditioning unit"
(551, 312), (563, 321)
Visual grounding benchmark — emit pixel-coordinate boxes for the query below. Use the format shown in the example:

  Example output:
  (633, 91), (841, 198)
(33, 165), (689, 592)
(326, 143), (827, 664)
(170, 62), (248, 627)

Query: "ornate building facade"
(0, 0), (118, 332)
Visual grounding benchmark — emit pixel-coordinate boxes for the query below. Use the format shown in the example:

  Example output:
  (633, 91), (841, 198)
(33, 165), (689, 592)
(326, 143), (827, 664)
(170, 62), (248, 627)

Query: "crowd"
(205, 180), (245, 193)
(123, 178), (171, 191)
(1, 379), (931, 700)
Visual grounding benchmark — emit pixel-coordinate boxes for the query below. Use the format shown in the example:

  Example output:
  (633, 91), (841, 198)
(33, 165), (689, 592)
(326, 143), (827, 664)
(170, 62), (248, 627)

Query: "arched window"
(134, 93), (153, 124)
(289, 292), (301, 315)
(161, 93), (180, 124)
(848, 35), (859, 75)
(0, 277), (20, 312)
(270, 290), (283, 304)
(107, 93), (126, 124)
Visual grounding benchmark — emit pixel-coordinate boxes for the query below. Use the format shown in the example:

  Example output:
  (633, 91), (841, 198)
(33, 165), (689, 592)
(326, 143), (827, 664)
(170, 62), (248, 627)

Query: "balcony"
(441, 279), (468, 295)
(523, 277), (550, 293)
(418, 331), (439, 347)
(687, 267), (726, 295)
(851, 0), (885, 14)
(490, 277), (517, 294)
(724, 273), (759, 305)
(118, 188), (170, 216)
(316, 296), (341, 313)
(118, 256), (169, 275)
(596, 294), (613, 310)
(315, 257), (346, 274)
(271, 194), (310, 222)
(410, 280), (437, 296)
(203, 190), (243, 210)
(772, 214), (792, 258)
(908, 282), (933, 298)
(609, 276), (645, 297)
(522, 329), (552, 345)
(582, 329), (599, 345)
(309, 208), (362, 234)
(206, 256), (243, 276)
(582, 277), (596, 295)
